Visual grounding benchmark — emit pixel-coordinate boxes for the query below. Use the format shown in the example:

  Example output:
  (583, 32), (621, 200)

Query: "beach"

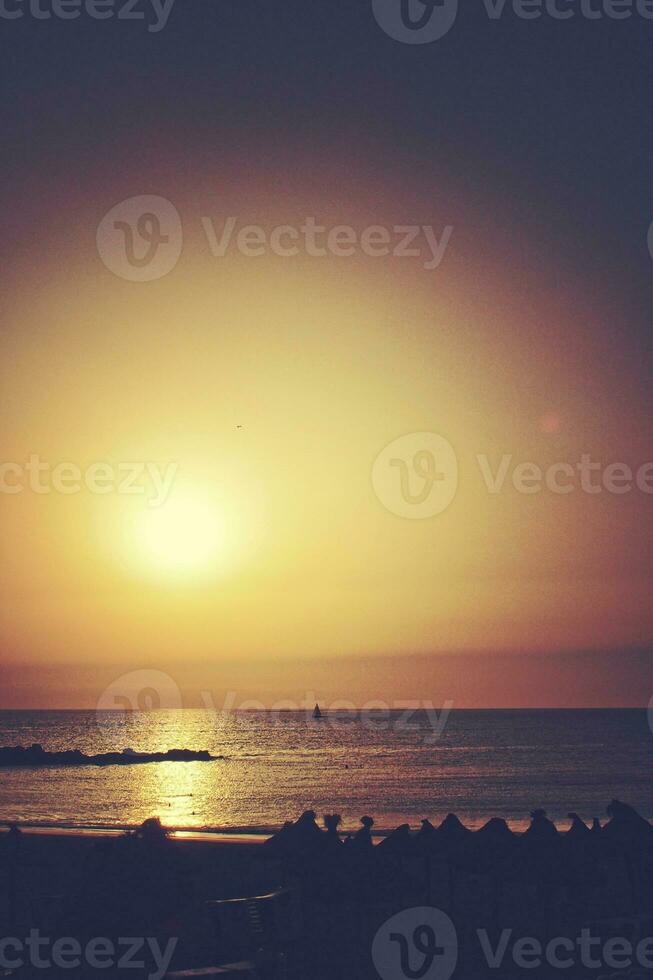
(3, 709), (652, 975)
(0, 824), (273, 903)
(3, 803), (653, 978)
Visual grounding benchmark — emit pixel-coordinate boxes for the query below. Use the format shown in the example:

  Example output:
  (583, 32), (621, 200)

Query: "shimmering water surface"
(0, 709), (650, 833)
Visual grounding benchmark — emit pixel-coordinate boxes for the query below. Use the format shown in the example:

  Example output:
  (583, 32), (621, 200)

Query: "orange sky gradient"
(1, 150), (652, 708)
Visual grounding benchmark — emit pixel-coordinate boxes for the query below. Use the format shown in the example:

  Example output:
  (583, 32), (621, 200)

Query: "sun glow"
(2, 160), (651, 704)
(136, 492), (225, 575)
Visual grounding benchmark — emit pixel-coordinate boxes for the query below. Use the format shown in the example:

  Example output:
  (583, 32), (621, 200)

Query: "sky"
(1, 0), (652, 708)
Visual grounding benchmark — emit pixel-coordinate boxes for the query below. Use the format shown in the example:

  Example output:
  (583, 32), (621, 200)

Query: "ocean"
(0, 708), (650, 834)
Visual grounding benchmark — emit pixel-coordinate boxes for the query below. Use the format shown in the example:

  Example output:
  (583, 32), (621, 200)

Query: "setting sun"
(135, 491), (225, 576)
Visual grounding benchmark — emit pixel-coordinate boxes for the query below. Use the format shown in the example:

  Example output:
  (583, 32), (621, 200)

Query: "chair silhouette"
(166, 887), (300, 979)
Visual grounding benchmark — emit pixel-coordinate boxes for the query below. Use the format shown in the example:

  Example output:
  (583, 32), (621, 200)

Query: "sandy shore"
(3, 807), (653, 979)
(1, 824), (269, 845)
(0, 825), (283, 923)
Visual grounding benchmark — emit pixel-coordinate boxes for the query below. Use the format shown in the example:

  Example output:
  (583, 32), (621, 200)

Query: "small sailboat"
(313, 703), (323, 720)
